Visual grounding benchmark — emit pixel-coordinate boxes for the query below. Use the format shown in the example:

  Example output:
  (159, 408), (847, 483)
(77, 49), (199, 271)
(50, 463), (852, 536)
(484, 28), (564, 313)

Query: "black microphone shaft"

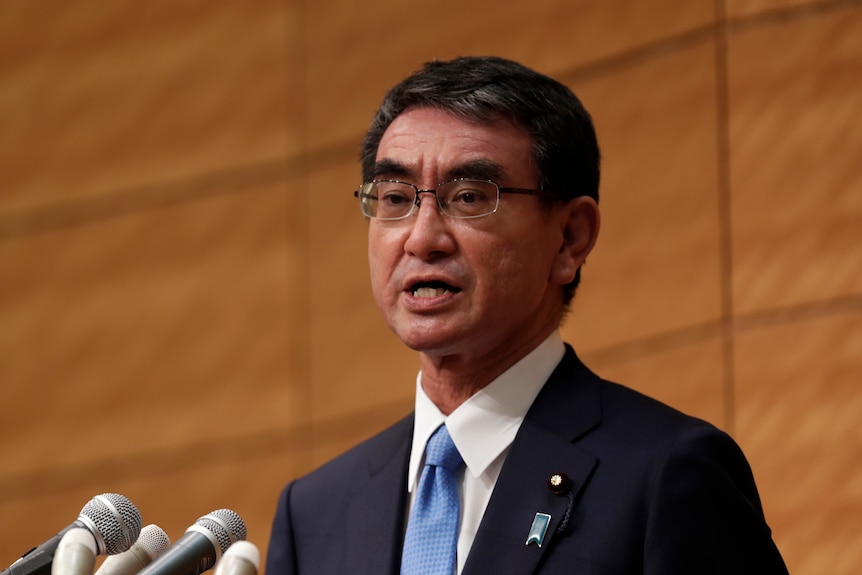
(2, 524), (84, 575)
(136, 532), (215, 575)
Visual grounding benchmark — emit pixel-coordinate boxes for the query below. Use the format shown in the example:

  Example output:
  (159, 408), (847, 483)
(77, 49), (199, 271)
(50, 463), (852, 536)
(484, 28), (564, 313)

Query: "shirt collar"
(408, 331), (565, 492)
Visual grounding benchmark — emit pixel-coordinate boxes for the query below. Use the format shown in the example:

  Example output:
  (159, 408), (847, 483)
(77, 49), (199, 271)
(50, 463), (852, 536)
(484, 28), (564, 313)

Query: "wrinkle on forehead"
(373, 158), (508, 184)
(374, 108), (536, 187)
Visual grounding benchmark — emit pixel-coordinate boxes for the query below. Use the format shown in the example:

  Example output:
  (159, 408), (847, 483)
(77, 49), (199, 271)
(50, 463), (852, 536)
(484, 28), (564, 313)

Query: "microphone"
(2, 493), (142, 575)
(212, 542), (258, 575)
(137, 509), (246, 575)
(51, 529), (96, 575)
(93, 525), (171, 575)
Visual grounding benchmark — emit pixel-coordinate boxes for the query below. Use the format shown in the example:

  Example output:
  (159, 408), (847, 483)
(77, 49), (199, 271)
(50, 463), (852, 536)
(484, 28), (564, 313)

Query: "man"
(266, 56), (788, 574)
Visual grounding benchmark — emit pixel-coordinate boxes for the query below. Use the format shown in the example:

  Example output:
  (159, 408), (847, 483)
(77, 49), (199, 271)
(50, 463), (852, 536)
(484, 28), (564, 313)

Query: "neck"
(418, 368), (489, 416)
(418, 329), (557, 415)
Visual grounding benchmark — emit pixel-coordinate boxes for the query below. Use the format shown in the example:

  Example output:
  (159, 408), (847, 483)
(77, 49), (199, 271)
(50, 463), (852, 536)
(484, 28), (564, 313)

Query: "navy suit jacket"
(266, 347), (788, 574)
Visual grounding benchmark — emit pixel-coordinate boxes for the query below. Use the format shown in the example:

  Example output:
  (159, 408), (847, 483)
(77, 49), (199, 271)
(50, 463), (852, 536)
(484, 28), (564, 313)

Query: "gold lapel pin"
(547, 472), (570, 495)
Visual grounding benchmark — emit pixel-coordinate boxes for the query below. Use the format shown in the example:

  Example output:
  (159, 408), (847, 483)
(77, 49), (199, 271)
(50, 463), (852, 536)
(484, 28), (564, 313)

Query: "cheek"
(367, 250), (390, 298)
(368, 229), (401, 295)
(474, 239), (552, 302)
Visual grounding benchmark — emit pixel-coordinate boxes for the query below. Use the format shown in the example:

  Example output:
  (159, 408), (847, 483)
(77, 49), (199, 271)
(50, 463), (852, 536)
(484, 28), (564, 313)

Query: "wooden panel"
(562, 37), (723, 351)
(728, 2), (862, 314)
(0, 0), (307, 566)
(0, 0), (299, 215)
(726, 0), (825, 19)
(735, 309), (862, 575)
(0, 178), (304, 475)
(305, 0), (715, 150)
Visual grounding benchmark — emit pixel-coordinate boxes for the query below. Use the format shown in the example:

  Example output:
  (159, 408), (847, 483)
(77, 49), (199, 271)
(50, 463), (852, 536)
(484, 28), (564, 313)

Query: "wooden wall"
(1, 1), (860, 572)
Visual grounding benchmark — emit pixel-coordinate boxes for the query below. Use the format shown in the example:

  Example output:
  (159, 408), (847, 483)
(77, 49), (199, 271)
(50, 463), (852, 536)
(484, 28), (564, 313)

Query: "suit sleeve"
(643, 423), (789, 575)
(266, 482), (298, 575)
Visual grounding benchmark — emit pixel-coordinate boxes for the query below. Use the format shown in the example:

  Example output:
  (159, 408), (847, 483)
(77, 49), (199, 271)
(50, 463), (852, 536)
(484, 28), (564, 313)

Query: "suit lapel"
(343, 415), (413, 575)
(463, 348), (602, 575)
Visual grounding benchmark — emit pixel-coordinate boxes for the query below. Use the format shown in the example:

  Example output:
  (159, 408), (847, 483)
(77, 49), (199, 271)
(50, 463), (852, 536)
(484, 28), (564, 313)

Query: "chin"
(387, 312), (474, 353)
(396, 328), (463, 355)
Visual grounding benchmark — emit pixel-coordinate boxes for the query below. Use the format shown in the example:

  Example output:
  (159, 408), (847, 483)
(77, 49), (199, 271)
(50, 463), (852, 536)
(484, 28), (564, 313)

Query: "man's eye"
(381, 192), (411, 205)
(452, 189), (487, 204)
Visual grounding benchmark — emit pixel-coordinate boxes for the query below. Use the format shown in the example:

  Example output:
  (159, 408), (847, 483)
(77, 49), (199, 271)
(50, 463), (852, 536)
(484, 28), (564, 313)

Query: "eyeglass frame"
(353, 178), (553, 220)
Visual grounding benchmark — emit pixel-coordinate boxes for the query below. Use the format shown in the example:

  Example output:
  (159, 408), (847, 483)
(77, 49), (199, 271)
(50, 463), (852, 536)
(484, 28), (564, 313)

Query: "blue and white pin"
(525, 512), (552, 547)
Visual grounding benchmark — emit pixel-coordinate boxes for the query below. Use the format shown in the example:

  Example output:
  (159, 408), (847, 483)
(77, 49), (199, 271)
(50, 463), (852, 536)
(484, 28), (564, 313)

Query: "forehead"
(375, 107), (536, 182)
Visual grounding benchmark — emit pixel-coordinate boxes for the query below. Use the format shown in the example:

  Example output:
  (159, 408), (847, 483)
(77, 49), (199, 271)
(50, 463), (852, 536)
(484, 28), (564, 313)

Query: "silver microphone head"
(77, 493), (143, 555)
(191, 509), (247, 555)
(183, 509), (247, 573)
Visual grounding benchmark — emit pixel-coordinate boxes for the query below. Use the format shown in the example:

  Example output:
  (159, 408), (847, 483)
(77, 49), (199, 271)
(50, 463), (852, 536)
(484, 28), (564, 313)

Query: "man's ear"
(551, 196), (600, 285)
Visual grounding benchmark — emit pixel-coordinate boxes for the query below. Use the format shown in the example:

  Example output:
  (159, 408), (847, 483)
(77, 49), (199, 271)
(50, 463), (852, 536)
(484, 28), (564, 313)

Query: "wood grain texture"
(0, 1), (296, 215)
(304, 0), (714, 151)
(1, 1), (859, 572)
(728, 1), (862, 315)
(736, 310), (862, 574)
(562, 37), (723, 352)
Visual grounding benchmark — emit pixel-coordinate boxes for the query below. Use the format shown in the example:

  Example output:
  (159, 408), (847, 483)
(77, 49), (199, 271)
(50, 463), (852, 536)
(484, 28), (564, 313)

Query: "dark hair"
(361, 56), (601, 304)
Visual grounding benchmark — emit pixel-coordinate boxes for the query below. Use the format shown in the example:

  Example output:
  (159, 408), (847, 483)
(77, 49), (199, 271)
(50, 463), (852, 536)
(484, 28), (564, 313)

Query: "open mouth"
(410, 280), (461, 298)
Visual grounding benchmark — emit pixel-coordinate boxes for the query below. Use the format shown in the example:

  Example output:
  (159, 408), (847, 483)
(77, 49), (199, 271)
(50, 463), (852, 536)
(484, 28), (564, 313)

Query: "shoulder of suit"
(291, 412), (413, 486)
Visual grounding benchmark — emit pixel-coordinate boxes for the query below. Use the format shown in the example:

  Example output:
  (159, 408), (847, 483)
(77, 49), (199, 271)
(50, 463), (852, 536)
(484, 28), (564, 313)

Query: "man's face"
(368, 107), (579, 369)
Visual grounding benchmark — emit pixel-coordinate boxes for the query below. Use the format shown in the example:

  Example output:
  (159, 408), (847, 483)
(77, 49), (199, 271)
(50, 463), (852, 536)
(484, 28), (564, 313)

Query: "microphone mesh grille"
(79, 493), (143, 555)
(196, 509), (247, 553)
(138, 524), (171, 559)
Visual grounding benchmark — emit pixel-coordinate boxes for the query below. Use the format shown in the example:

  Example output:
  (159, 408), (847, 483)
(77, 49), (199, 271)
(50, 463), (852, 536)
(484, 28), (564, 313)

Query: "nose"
(403, 191), (456, 260)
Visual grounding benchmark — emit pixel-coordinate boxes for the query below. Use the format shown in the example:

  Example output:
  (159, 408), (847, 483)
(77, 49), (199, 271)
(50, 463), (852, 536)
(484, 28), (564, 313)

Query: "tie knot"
(424, 425), (463, 472)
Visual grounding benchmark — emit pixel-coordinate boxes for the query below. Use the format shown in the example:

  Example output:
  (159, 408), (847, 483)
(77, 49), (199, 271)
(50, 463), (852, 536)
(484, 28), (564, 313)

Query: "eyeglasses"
(354, 178), (545, 220)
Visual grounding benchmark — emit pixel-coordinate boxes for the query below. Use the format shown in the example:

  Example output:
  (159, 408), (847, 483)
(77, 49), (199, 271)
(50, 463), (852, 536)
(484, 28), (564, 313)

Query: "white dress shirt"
(406, 331), (566, 574)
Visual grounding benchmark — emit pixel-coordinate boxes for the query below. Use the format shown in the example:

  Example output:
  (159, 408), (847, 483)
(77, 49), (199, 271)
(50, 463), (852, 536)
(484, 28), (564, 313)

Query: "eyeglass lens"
(360, 180), (500, 219)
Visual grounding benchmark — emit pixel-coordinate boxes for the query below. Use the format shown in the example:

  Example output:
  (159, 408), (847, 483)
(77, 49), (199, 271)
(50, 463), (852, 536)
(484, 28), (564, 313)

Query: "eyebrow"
(372, 158), (508, 183)
(445, 159), (506, 182)
(372, 159), (412, 180)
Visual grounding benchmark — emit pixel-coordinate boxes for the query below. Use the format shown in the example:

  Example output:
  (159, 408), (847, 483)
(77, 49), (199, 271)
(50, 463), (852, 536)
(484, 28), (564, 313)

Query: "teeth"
(413, 286), (448, 298)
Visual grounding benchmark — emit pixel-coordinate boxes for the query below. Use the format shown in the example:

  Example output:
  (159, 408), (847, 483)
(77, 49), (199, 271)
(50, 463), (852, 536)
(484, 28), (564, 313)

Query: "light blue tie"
(401, 424), (464, 575)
